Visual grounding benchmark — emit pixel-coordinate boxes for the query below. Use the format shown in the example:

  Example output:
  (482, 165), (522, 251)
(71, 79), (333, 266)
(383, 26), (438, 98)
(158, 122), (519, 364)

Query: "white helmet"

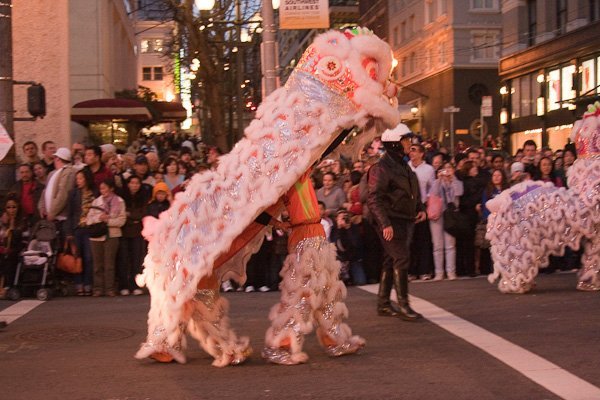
(381, 123), (414, 142)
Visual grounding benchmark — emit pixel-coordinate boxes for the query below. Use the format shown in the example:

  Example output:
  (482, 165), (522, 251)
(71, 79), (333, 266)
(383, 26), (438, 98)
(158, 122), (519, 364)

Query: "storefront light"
(537, 73), (545, 83)
(499, 86), (508, 95)
(500, 108), (508, 124)
(536, 96), (545, 116)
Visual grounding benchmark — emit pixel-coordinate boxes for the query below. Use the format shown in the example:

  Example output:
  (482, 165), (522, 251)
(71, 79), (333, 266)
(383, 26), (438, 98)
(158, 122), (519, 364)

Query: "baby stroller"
(6, 220), (59, 301)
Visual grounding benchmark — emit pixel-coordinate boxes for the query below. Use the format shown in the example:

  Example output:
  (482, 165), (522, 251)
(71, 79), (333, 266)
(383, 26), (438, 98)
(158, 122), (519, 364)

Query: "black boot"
(377, 269), (399, 317)
(394, 269), (422, 321)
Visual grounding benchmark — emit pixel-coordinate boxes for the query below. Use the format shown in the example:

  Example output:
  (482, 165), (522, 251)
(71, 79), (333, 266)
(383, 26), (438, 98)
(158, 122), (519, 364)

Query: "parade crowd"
(0, 132), (580, 299)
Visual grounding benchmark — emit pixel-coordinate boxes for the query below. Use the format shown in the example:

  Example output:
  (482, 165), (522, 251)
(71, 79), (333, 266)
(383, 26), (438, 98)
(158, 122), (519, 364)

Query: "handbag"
(88, 205), (109, 238)
(441, 186), (470, 237)
(56, 237), (82, 274)
(88, 222), (108, 238)
(474, 221), (491, 249)
(427, 194), (443, 221)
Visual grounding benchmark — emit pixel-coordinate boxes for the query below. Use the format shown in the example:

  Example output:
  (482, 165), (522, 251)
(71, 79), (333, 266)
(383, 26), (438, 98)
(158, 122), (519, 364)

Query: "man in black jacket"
(367, 123), (426, 321)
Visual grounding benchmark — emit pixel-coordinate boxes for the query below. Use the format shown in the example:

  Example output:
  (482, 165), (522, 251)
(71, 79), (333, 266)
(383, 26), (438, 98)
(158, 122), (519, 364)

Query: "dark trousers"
(363, 218), (384, 283)
(410, 219), (434, 277)
(73, 228), (93, 288)
(118, 236), (146, 291)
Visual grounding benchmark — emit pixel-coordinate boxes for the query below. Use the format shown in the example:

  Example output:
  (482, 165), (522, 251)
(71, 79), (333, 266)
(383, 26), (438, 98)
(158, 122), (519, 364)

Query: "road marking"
(0, 300), (44, 324)
(359, 285), (600, 400)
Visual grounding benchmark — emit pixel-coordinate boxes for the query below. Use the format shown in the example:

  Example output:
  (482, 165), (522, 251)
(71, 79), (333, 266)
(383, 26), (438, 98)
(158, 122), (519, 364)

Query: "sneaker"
(258, 285), (270, 292)
(420, 274), (432, 281)
(447, 272), (457, 280)
(433, 274), (444, 281)
(221, 280), (234, 292)
(244, 285), (255, 293)
(120, 289), (130, 296)
(132, 289), (144, 296)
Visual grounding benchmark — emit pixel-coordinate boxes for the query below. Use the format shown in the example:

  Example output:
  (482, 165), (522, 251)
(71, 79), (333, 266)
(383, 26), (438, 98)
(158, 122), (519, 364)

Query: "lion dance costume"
(134, 28), (400, 366)
(486, 101), (600, 293)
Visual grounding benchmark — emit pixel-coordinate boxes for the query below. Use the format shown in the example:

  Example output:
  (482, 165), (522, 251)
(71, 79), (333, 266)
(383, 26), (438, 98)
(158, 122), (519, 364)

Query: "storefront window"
(561, 65), (575, 108)
(581, 58), (596, 95)
(547, 69), (561, 111)
(521, 74), (532, 116)
(511, 77), (520, 119)
(511, 129), (542, 153)
(548, 124), (573, 152)
(89, 122), (130, 147)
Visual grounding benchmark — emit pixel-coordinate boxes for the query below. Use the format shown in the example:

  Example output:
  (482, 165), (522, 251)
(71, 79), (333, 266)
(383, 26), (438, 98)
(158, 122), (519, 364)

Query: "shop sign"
(279, 0), (329, 30)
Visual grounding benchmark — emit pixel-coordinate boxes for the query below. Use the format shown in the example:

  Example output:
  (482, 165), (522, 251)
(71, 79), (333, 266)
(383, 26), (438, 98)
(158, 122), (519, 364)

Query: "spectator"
(536, 156), (564, 187)
(32, 161), (49, 186)
(20, 141), (40, 164)
(456, 160), (484, 276)
(346, 170), (363, 221)
(162, 157), (185, 192)
(10, 163), (44, 226)
(268, 227), (288, 291)
(318, 201), (333, 241)
(332, 209), (366, 286)
(316, 172), (346, 219)
(0, 193), (26, 295)
(40, 141), (57, 173)
(84, 146), (113, 190)
(352, 160), (364, 174)
(490, 154), (505, 173)
(429, 163), (463, 280)
(430, 152), (445, 173)
(146, 152), (160, 173)
(65, 168), (98, 296)
(477, 168), (509, 274)
(408, 143), (435, 280)
(38, 148), (76, 236)
(206, 146), (222, 169)
(146, 182), (171, 219)
(124, 155), (156, 186)
(86, 179), (126, 297)
(509, 161), (528, 186)
(118, 176), (151, 296)
(71, 142), (85, 158)
(521, 139), (538, 177)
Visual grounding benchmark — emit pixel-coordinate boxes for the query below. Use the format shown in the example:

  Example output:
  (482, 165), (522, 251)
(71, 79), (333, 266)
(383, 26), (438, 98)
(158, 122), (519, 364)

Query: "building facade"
(499, 0), (600, 153)
(12, 0), (138, 150)
(389, 0), (502, 149)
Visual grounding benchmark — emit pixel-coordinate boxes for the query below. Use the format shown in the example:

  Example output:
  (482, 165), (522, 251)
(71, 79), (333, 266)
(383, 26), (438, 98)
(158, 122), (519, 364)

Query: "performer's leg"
(313, 242), (365, 357)
(262, 251), (314, 365)
(186, 276), (251, 367)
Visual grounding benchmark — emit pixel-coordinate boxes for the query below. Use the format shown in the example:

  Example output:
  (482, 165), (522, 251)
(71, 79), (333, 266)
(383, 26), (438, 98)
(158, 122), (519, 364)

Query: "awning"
(152, 101), (187, 122)
(71, 98), (153, 122)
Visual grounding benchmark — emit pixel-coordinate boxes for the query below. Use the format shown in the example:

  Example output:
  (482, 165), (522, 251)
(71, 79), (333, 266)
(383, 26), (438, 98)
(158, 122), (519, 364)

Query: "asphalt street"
(0, 272), (598, 400)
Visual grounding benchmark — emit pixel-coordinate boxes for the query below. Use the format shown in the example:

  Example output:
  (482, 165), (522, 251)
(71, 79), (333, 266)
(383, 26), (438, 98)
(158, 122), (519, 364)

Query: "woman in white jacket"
(428, 163), (464, 281)
(86, 178), (126, 297)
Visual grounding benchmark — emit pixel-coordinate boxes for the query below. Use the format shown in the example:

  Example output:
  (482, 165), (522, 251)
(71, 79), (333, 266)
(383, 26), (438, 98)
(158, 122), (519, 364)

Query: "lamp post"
(0, 0), (15, 193)
(261, 0), (279, 97)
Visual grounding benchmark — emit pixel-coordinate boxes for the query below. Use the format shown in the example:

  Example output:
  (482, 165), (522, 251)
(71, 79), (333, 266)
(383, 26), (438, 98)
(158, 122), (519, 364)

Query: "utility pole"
(0, 0), (16, 193)
(261, 0), (278, 97)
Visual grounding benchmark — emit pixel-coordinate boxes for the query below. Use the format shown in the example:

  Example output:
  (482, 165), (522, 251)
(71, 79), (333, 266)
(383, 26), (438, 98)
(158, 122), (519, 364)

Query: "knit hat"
(151, 181), (170, 202)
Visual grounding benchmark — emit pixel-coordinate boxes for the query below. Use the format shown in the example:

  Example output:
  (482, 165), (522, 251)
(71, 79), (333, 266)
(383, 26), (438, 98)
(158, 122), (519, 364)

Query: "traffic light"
(27, 84), (46, 118)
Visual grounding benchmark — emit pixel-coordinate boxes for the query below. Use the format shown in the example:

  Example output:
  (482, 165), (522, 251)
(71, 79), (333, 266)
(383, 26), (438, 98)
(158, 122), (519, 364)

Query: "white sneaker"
(120, 289), (130, 296)
(447, 272), (457, 280)
(245, 285), (255, 293)
(221, 281), (234, 292)
(132, 289), (144, 296)
(433, 274), (444, 281)
(258, 285), (270, 292)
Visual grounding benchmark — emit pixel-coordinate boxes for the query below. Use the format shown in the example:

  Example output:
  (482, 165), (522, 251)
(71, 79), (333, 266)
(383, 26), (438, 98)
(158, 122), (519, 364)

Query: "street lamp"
(195, 0), (215, 11)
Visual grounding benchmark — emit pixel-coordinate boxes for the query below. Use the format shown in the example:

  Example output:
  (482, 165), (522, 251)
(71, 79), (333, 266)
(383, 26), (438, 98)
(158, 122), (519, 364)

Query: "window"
(511, 77), (520, 119)
(142, 67), (152, 81)
(140, 38), (164, 54)
(520, 75), (532, 116)
(561, 65), (576, 107)
(393, 27), (399, 46)
(471, 0), (496, 10)
(409, 52), (416, 74)
(425, 0), (435, 24)
(400, 21), (406, 42)
(401, 57), (408, 77)
(557, 0), (567, 35)
(472, 31), (498, 60)
(153, 66), (164, 81)
(527, 0), (537, 46)
(408, 15), (415, 36)
(547, 68), (561, 111)
(592, 0), (600, 22)
(425, 48), (433, 70)
(142, 66), (164, 81)
(438, 41), (446, 64)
